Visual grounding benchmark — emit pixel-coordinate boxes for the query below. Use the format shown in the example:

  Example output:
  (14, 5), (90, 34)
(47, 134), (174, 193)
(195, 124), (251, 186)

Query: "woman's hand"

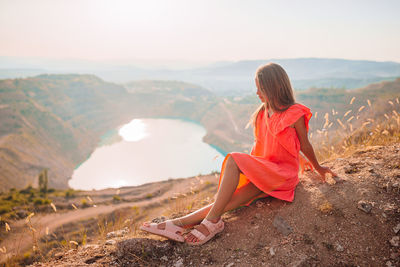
(315, 165), (337, 181)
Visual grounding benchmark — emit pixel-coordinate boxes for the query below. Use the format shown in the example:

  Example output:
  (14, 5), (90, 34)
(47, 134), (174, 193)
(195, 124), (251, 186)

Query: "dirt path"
(0, 174), (217, 263)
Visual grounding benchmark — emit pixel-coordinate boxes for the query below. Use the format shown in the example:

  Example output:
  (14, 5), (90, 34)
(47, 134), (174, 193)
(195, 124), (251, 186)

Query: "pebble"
(273, 215), (293, 236)
(256, 201), (265, 208)
(105, 239), (116, 245)
(390, 252), (399, 260)
(225, 263), (234, 267)
(269, 247), (275, 256)
(357, 200), (372, 213)
(161, 256), (168, 261)
(393, 223), (400, 234)
(174, 258), (184, 267)
(389, 236), (399, 247)
(386, 261), (393, 267)
(106, 227), (129, 239)
(54, 252), (64, 259)
(335, 243), (344, 252)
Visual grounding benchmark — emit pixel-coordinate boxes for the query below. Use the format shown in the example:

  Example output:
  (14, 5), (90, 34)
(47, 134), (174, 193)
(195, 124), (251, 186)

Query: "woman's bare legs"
(143, 156), (263, 242)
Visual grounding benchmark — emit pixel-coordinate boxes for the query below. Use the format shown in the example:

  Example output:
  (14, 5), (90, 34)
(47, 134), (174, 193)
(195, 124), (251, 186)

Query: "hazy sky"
(1, 0), (399, 65)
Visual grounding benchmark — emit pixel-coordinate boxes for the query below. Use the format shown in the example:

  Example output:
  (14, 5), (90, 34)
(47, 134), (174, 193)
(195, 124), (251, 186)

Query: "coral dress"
(217, 103), (312, 206)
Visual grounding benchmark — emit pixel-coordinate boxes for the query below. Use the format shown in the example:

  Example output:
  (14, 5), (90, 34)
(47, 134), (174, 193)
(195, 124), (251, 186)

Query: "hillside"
(1, 74), (399, 192)
(0, 75), (136, 191)
(2, 58), (400, 96)
(0, 74), (249, 191)
(23, 143), (400, 267)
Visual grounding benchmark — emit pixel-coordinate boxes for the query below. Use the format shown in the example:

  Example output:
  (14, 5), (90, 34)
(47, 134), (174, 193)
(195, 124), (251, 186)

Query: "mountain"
(1, 57), (399, 95)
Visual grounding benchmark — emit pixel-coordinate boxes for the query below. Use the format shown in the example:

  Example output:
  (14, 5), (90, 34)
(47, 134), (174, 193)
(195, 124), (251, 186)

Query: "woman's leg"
(146, 178), (262, 233)
(184, 180), (262, 242)
(205, 156), (241, 221)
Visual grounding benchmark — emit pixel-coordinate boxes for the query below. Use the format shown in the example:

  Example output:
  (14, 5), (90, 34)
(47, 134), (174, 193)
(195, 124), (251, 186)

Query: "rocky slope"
(27, 143), (400, 267)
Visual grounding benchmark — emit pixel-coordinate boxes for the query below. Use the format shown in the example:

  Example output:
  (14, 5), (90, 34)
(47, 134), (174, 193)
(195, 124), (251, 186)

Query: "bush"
(20, 185), (35, 195)
(33, 198), (44, 206)
(0, 205), (12, 214)
(80, 199), (89, 208)
(65, 189), (76, 199)
(112, 195), (121, 202)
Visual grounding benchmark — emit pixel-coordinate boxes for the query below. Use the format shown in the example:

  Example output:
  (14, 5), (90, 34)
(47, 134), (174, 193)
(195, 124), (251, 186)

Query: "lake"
(68, 118), (226, 190)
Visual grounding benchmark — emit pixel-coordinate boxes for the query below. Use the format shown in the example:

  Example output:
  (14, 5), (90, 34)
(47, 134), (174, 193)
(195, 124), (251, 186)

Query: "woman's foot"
(140, 220), (185, 242)
(185, 217), (224, 245)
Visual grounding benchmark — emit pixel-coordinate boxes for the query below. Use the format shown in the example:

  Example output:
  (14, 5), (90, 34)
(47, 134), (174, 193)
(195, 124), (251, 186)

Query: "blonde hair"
(246, 63), (296, 134)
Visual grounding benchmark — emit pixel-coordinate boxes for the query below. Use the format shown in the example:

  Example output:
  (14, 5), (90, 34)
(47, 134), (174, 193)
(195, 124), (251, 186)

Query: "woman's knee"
(226, 156), (240, 172)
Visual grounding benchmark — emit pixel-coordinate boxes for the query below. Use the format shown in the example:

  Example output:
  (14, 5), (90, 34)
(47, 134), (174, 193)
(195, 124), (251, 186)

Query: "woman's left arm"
(294, 115), (337, 180)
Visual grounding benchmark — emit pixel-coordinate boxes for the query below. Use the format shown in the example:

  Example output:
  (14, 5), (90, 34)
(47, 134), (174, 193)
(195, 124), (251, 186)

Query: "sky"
(0, 0), (399, 67)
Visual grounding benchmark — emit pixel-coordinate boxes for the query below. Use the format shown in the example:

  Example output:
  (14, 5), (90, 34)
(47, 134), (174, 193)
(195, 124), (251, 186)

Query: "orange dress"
(217, 103), (312, 206)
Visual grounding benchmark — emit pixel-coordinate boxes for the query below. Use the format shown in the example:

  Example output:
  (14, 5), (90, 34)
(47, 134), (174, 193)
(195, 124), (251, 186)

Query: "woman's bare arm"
(294, 116), (337, 180)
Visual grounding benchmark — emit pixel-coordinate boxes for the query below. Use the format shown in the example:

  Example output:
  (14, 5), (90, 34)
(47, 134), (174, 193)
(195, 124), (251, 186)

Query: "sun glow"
(118, 119), (148, 142)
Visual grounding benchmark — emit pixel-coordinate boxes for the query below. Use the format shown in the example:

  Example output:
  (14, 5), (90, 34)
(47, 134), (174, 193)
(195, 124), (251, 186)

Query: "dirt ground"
(27, 143), (400, 266)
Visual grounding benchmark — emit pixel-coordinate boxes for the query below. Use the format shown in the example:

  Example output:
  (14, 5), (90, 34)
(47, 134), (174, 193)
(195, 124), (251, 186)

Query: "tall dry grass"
(311, 97), (400, 162)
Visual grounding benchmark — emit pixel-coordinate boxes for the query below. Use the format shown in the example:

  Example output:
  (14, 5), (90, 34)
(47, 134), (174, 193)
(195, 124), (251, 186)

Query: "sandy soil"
(16, 143), (400, 266)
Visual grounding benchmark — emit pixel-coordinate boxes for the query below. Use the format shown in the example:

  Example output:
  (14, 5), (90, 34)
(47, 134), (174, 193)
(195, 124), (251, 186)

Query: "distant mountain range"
(1, 57), (399, 95)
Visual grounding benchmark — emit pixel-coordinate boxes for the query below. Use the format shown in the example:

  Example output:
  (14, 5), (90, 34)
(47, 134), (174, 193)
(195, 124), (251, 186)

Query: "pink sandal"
(140, 220), (185, 242)
(185, 218), (224, 246)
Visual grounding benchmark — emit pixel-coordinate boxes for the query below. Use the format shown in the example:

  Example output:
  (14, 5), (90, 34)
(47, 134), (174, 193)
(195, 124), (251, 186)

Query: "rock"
(106, 227), (129, 239)
(335, 243), (344, 252)
(273, 215), (293, 236)
(390, 252), (399, 260)
(389, 236), (399, 247)
(290, 254), (308, 267)
(393, 223), (400, 234)
(174, 258), (184, 267)
(256, 201), (265, 208)
(161, 256), (168, 261)
(269, 247), (275, 256)
(225, 263), (235, 267)
(83, 244), (99, 250)
(152, 216), (167, 223)
(16, 209), (28, 219)
(54, 252), (64, 259)
(386, 261), (393, 267)
(105, 239), (117, 246)
(357, 200), (372, 213)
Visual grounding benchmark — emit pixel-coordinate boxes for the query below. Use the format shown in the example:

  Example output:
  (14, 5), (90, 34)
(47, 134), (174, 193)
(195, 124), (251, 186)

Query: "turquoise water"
(68, 118), (225, 190)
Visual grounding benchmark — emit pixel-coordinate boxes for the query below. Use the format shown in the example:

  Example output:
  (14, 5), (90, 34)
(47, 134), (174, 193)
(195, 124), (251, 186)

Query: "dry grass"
(312, 96), (400, 162)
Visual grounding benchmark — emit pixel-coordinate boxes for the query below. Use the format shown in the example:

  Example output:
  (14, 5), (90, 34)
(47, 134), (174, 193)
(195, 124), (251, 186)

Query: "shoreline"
(68, 116), (228, 191)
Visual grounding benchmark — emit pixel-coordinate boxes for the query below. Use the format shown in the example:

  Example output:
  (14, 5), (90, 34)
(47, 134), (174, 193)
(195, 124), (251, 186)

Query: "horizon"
(1, 56), (400, 71)
(1, 0), (400, 68)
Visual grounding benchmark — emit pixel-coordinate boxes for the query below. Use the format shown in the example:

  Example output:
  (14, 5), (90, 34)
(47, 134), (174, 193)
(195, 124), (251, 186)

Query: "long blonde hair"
(246, 63), (296, 135)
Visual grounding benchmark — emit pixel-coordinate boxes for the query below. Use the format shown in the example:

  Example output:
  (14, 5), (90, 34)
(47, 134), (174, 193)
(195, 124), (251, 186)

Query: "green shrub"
(20, 185), (35, 195)
(112, 195), (121, 202)
(33, 198), (44, 206)
(80, 199), (89, 208)
(65, 189), (76, 198)
(0, 205), (12, 214)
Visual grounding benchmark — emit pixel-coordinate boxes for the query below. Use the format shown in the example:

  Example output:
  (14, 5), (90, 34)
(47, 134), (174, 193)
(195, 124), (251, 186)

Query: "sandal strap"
(165, 220), (184, 233)
(190, 228), (207, 240)
(201, 218), (224, 233)
(189, 218), (224, 241)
